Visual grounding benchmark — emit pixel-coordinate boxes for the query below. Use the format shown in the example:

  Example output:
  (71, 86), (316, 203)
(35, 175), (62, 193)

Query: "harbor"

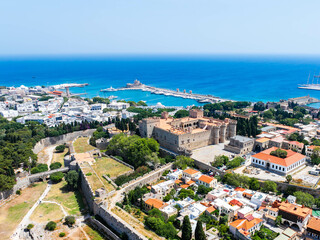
(101, 80), (229, 104)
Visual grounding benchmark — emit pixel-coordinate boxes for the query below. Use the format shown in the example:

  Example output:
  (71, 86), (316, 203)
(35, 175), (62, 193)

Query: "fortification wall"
(192, 158), (225, 176)
(122, 163), (172, 192)
(94, 203), (147, 240)
(87, 217), (121, 240)
(33, 129), (95, 154)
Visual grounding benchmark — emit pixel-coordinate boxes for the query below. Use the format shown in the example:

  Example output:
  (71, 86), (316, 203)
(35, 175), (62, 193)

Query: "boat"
(107, 95), (118, 100)
(100, 86), (117, 92)
(298, 74), (320, 90)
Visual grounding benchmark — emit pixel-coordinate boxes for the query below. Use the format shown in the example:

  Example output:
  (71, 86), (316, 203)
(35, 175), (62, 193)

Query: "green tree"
(270, 149), (287, 158)
(294, 191), (315, 207)
(27, 224), (34, 230)
(262, 181), (277, 193)
(173, 155), (194, 170)
(249, 178), (260, 190)
(311, 147), (320, 165)
(0, 174), (16, 191)
(195, 220), (206, 240)
(197, 185), (212, 195)
(212, 155), (229, 168)
(226, 156), (245, 169)
(65, 170), (79, 189)
(286, 175), (292, 183)
(275, 215), (282, 226)
(55, 145), (66, 153)
(50, 172), (64, 183)
(50, 162), (62, 170)
(182, 216), (192, 240)
(174, 110), (190, 118)
(65, 216), (75, 227)
(45, 221), (56, 231)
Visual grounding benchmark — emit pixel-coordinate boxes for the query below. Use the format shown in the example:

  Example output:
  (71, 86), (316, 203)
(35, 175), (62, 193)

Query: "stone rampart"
(122, 163), (172, 192)
(33, 129), (95, 154)
(94, 203), (147, 240)
(88, 217), (121, 240)
(29, 167), (69, 182)
(192, 158), (225, 176)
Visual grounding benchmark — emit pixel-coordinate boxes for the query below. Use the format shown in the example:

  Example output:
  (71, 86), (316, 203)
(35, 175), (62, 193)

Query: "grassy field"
(73, 137), (96, 153)
(112, 207), (162, 240)
(83, 224), (107, 240)
(45, 180), (85, 216)
(93, 157), (132, 178)
(0, 182), (47, 239)
(52, 148), (69, 166)
(30, 202), (64, 223)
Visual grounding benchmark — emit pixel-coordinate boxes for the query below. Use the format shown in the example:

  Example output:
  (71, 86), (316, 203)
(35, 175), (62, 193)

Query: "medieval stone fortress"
(139, 109), (237, 153)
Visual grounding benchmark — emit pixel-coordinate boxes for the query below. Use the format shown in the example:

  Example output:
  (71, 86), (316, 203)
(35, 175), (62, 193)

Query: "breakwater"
(102, 81), (229, 104)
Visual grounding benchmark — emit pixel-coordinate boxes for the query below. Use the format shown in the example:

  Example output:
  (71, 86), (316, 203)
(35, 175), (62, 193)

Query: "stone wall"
(192, 158), (225, 176)
(78, 164), (147, 240)
(33, 129), (95, 154)
(87, 217), (121, 240)
(122, 163), (173, 192)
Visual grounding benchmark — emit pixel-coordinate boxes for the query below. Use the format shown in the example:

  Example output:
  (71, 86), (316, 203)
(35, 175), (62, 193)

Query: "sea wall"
(33, 129), (95, 154)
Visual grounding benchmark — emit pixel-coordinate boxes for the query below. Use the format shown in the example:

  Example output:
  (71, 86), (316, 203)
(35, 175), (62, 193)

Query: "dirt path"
(11, 183), (52, 240)
(11, 145), (56, 239)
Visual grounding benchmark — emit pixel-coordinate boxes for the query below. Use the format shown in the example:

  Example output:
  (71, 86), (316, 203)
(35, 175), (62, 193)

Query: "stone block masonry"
(33, 129), (95, 154)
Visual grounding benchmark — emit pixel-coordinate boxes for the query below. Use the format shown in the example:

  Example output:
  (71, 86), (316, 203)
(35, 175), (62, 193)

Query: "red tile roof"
(198, 175), (215, 184)
(183, 168), (199, 175)
(252, 147), (305, 167)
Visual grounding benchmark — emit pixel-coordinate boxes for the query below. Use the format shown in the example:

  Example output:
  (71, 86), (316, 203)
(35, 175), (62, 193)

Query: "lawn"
(30, 202), (64, 223)
(0, 182), (47, 239)
(83, 224), (106, 240)
(52, 148), (69, 166)
(73, 137), (96, 153)
(92, 157), (132, 179)
(44, 180), (85, 216)
(81, 161), (115, 193)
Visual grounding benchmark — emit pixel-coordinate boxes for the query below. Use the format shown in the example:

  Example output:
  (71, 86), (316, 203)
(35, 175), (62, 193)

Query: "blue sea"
(1, 55), (320, 107)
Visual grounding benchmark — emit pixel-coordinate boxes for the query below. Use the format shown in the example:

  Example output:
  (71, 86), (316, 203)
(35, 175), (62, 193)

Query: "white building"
(251, 147), (306, 175)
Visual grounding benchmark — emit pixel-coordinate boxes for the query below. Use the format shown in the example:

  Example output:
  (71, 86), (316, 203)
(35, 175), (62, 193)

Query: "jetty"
(101, 80), (228, 104)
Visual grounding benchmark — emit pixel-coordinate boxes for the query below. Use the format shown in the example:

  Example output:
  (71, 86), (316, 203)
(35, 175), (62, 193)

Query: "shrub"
(50, 162), (62, 170)
(65, 216), (75, 227)
(27, 224), (34, 230)
(59, 232), (66, 237)
(31, 163), (48, 174)
(16, 190), (21, 195)
(50, 172), (64, 183)
(86, 172), (92, 176)
(45, 221), (56, 231)
(55, 145), (66, 153)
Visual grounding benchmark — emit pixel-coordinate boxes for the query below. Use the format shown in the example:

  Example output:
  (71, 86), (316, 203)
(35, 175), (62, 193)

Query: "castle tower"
(189, 109), (203, 118)
(212, 126), (220, 145)
(219, 124), (227, 143)
(161, 111), (169, 119)
(228, 120), (237, 139)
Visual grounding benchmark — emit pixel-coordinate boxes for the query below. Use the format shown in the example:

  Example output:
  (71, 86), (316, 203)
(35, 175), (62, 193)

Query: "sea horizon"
(1, 54), (320, 107)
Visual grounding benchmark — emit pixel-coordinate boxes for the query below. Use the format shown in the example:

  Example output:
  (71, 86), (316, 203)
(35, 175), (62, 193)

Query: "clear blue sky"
(1, 0), (320, 56)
